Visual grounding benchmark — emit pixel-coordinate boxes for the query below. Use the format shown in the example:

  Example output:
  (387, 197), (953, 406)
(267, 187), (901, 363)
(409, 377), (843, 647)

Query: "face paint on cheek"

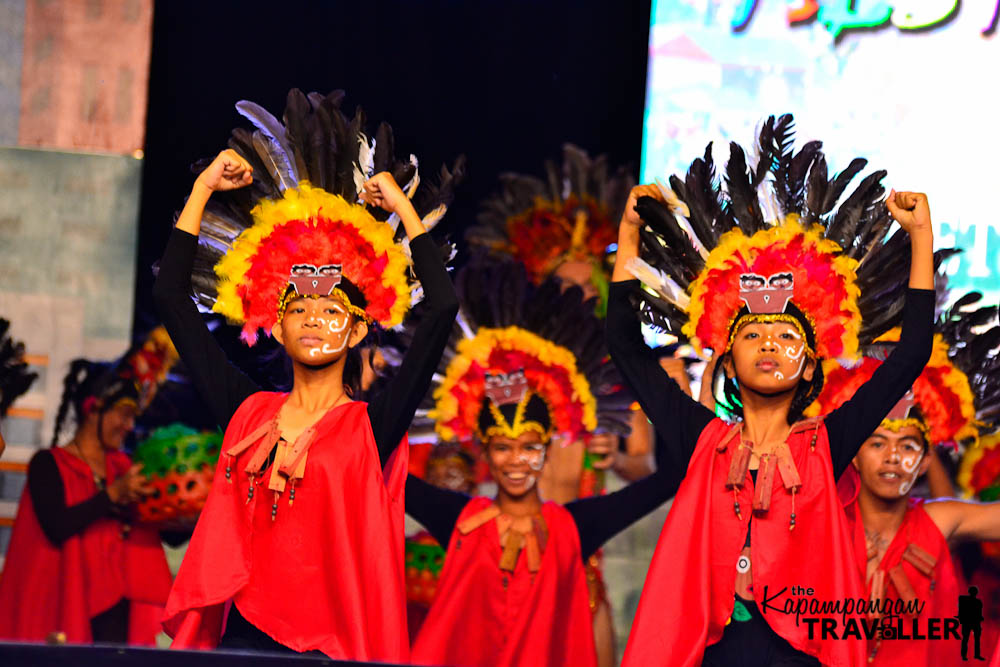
(898, 477), (915, 496)
(899, 452), (922, 474)
(526, 449), (546, 471)
(515, 449), (546, 471)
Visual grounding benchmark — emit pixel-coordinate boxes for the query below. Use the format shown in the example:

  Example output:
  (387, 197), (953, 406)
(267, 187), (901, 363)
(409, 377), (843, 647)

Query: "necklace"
(68, 440), (106, 490)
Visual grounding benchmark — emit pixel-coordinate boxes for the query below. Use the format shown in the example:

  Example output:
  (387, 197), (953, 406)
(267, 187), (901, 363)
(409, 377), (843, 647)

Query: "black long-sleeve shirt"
(404, 461), (681, 561)
(152, 228), (459, 466)
(27, 449), (114, 546)
(605, 280), (936, 479)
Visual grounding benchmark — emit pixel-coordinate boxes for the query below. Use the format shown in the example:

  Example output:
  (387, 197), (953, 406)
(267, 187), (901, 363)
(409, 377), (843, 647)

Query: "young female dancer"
(153, 89), (459, 661)
(403, 257), (680, 667)
(0, 357), (171, 645)
(611, 115), (937, 666)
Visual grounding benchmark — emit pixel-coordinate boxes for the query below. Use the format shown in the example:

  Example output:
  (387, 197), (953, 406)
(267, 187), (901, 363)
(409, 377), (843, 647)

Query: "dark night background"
(132, 0), (652, 336)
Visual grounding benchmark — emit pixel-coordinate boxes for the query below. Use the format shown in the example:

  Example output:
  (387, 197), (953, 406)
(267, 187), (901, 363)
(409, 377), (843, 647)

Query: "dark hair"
(343, 319), (379, 398)
(477, 394), (552, 442)
(51, 359), (138, 447)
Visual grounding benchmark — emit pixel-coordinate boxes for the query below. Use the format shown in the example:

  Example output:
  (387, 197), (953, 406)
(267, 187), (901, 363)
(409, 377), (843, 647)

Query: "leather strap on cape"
(457, 503), (548, 573)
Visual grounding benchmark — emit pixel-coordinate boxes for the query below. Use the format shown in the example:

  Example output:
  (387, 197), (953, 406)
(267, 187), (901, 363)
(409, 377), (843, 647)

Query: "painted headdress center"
(484, 369), (529, 407)
(288, 263), (342, 297)
(739, 272), (794, 314)
(887, 391), (918, 421)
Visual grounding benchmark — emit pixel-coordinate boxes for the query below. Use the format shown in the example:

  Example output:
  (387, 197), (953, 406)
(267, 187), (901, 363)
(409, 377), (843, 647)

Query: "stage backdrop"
(0, 0), (152, 571)
(641, 0), (999, 305)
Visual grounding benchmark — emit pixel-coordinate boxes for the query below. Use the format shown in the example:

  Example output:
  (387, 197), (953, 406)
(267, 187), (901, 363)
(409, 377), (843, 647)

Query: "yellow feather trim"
(682, 216), (861, 360)
(429, 326), (598, 442)
(212, 183), (411, 328)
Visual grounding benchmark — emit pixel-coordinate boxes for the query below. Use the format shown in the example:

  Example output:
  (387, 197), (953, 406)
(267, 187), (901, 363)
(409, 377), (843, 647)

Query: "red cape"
(841, 469), (964, 666)
(412, 497), (597, 667)
(162, 393), (409, 662)
(0, 448), (172, 645)
(624, 418), (867, 667)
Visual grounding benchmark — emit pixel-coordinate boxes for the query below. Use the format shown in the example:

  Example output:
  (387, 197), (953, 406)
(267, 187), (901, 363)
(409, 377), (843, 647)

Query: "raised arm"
(363, 174), (460, 468)
(151, 150), (260, 429)
(607, 186), (715, 472)
(826, 191), (936, 476)
(566, 448), (684, 560)
(404, 473), (471, 548)
(925, 499), (1000, 543)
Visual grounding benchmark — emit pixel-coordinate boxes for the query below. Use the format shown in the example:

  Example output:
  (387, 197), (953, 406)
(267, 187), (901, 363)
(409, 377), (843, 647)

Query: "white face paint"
(517, 447), (547, 471)
(875, 439), (923, 497)
(895, 448), (924, 497)
(491, 440), (546, 494)
(304, 303), (351, 358)
(779, 329), (807, 381)
(752, 327), (807, 382)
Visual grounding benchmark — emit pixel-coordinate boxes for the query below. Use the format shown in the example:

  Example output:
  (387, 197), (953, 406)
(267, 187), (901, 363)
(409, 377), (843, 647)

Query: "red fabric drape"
(163, 393), (409, 662)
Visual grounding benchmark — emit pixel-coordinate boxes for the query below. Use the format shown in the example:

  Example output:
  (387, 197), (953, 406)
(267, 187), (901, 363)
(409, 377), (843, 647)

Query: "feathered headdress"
(958, 430), (1000, 500)
(0, 318), (37, 417)
(626, 114), (954, 361)
(809, 292), (1000, 448)
(188, 89), (464, 344)
(51, 326), (179, 446)
(467, 144), (633, 287)
(404, 256), (631, 445)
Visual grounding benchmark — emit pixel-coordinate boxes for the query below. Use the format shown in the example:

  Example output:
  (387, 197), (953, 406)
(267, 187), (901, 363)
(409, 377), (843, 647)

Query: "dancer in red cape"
(404, 257), (679, 667)
(153, 89), (460, 660)
(0, 358), (172, 645)
(813, 292), (1000, 665)
(610, 115), (938, 666)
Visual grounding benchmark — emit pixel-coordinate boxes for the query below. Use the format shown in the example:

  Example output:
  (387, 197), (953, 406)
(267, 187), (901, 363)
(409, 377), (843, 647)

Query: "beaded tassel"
(246, 475), (255, 503)
(809, 423), (819, 452)
(225, 457), (232, 482)
(733, 488), (742, 520)
(289, 480), (296, 506)
(272, 492), (280, 521)
(789, 488), (797, 531)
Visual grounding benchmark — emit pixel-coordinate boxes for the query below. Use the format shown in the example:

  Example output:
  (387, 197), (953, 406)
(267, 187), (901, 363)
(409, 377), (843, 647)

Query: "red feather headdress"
(623, 114), (942, 364)
(468, 145), (632, 284)
(401, 257), (632, 446)
(186, 89), (463, 345)
(808, 291), (999, 448)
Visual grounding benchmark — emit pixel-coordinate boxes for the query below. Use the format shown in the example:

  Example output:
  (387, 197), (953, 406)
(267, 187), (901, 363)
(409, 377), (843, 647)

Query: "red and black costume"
(813, 293), (1000, 666)
(154, 224), (457, 659)
(153, 88), (460, 659)
(609, 281), (933, 666)
(0, 447), (172, 644)
(399, 257), (669, 667)
(406, 463), (679, 666)
(611, 115), (938, 666)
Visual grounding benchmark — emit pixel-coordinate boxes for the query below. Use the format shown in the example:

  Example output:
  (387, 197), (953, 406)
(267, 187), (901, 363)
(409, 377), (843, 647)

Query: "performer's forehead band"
(288, 263), (343, 296)
(276, 263), (373, 324)
(484, 369), (529, 406)
(726, 272), (814, 356)
(738, 272), (794, 314)
(881, 391), (931, 442)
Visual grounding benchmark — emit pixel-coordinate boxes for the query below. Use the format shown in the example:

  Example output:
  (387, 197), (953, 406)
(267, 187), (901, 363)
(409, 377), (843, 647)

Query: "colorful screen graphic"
(641, 0), (1000, 304)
